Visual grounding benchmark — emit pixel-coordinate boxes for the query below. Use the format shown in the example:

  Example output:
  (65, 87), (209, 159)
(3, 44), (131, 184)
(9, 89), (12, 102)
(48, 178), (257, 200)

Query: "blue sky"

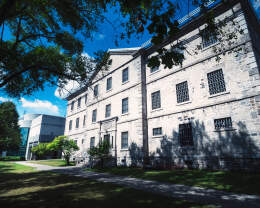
(0, 0), (259, 118)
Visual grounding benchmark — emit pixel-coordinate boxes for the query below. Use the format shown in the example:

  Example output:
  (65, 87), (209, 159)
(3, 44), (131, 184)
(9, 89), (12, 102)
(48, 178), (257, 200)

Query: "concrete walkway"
(15, 161), (260, 208)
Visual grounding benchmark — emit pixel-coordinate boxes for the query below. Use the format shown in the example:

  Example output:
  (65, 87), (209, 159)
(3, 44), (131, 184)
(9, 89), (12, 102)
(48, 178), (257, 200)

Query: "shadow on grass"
(87, 167), (260, 196)
(0, 171), (215, 208)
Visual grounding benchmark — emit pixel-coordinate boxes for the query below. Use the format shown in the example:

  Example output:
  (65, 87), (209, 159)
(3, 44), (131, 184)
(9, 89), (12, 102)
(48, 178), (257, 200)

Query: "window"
(176, 81), (189, 103)
(85, 94), (88, 104)
(122, 67), (129, 83)
(150, 66), (159, 73)
(69, 120), (72, 131)
(122, 98), (128, 114)
(82, 139), (85, 144)
(153, 127), (162, 136)
(71, 101), (74, 111)
(77, 97), (81, 108)
(107, 77), (112, 91)
(214, 117), (232, 130)
(76, 117), (79, 128)
(121, 132), (128, 149)
(74, 139), (77, 145)
(179, 123), (193, 146)
(92, 109), (97, 123)
(202, 29), (218, 48)
(83, 115), (86, 127)
(90, 137), (95, 148)
(207, 69), (226, 95)
(94, 85), (99, 97)
(151, 91), (161, 110)
(105, 104), (111, 118)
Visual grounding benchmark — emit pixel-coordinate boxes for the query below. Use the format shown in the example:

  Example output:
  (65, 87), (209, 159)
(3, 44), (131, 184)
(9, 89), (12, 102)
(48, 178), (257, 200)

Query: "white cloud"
(54, 80), (80, 99)
(20, 98), (59, 115)
(0, 97), (10, 102)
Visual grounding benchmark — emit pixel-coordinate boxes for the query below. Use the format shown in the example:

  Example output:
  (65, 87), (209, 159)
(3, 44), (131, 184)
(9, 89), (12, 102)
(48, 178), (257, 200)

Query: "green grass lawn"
(28, 159), (75, 167)
(0, 161), (216, 208)
(0, 161), (36, 173)
(85, 167), (260, 195)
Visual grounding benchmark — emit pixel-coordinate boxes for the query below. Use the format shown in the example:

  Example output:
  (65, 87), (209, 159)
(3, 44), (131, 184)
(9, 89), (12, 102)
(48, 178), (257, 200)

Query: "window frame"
(176, 81), (190, 103)
(75, 117), (80, 129)
(214, 117), (232, 131)
(152, 127), (163, 136)
(207, 69), (226, 96)
(90, 137), (95, 148)
(106, 77), (112, 91)
(122, 97), (129, 114)
(121, 131), (128, 149)
(122, 67), (129, 83)
(83, 115), (86, 127)
(201, 28), (218, 48)
(151, 90), (161, 110)
(77, 97), (81, 108)
(94, 84), (99, 97)
(71, 101), (74, 111)
(179, 123), (194, 147)
(69, 120), (72, 131)
(105, 104), (111, 118)
(92, 109), (97, 123)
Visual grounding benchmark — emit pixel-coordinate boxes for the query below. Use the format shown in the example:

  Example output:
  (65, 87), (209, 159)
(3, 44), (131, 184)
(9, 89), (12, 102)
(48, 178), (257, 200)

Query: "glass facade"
(18, 127), (30, 157)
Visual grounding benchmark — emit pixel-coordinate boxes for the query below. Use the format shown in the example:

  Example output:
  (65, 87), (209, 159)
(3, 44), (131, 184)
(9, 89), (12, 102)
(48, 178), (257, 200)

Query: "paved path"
(15, 161), (260, 208)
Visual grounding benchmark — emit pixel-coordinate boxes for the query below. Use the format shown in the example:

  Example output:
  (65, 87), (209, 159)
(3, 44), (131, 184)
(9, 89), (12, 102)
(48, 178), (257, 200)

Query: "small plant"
(87, 139), (111, 168)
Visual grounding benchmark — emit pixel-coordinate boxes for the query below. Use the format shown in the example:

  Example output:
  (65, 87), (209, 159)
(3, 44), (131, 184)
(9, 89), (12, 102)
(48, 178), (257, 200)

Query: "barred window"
(176, 81), (189, 103)
(153, 127), (162, 136)
(94, 85), (99, 97)
(85, 94), (88, 104)
(69, 120), (72, 131)
(105, 104), (111, 118)
(121, 132), (128, 149)
(92, 109), (97, 122)
(122, 67), (129, 83)
(214, 117), (232, 130)
(207, 69), (226, 95)
(122, 97), (128, 114)
(150, 66), (159, 73)
(77, 97), (81, 108)
(107, 77), (112, 91)
(202, 29), (218, 48)
(151, 91), (161, 110)
(83, 115), (86, 127)
(76, 117), (79, 128)
(90, 137), (95, 148)
(71, 101), (74, 111)
(179, 123), (194, 146)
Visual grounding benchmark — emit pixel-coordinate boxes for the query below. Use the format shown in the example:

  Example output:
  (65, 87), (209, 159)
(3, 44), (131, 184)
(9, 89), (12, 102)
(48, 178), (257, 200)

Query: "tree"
(88, 139), (111, 168)
(47, 136), (79, 165)
(0, 101), (21, 153)
(1, 0), (248, 98)
(31, 143), (50, 159)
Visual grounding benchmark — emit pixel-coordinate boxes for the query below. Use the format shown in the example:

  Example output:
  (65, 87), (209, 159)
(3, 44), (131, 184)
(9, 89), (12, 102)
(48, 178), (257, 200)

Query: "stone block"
(249, 67), (259, 76)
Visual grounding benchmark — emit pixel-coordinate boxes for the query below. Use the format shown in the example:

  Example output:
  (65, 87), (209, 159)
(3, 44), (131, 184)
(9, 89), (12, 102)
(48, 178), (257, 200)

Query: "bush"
(0, 156), (25, 161)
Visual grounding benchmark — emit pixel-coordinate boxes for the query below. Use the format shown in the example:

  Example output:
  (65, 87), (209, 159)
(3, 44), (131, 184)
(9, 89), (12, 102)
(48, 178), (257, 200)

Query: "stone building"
(65, 0), (260, 169)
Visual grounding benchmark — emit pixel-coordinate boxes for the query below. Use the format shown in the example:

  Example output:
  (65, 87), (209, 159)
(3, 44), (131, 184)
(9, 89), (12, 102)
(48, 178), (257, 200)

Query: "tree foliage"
(0, 101), (21, 153)
(31, 143), (50, 159)
(0, 0), (251, 97)
(47, 135), (79, 165)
